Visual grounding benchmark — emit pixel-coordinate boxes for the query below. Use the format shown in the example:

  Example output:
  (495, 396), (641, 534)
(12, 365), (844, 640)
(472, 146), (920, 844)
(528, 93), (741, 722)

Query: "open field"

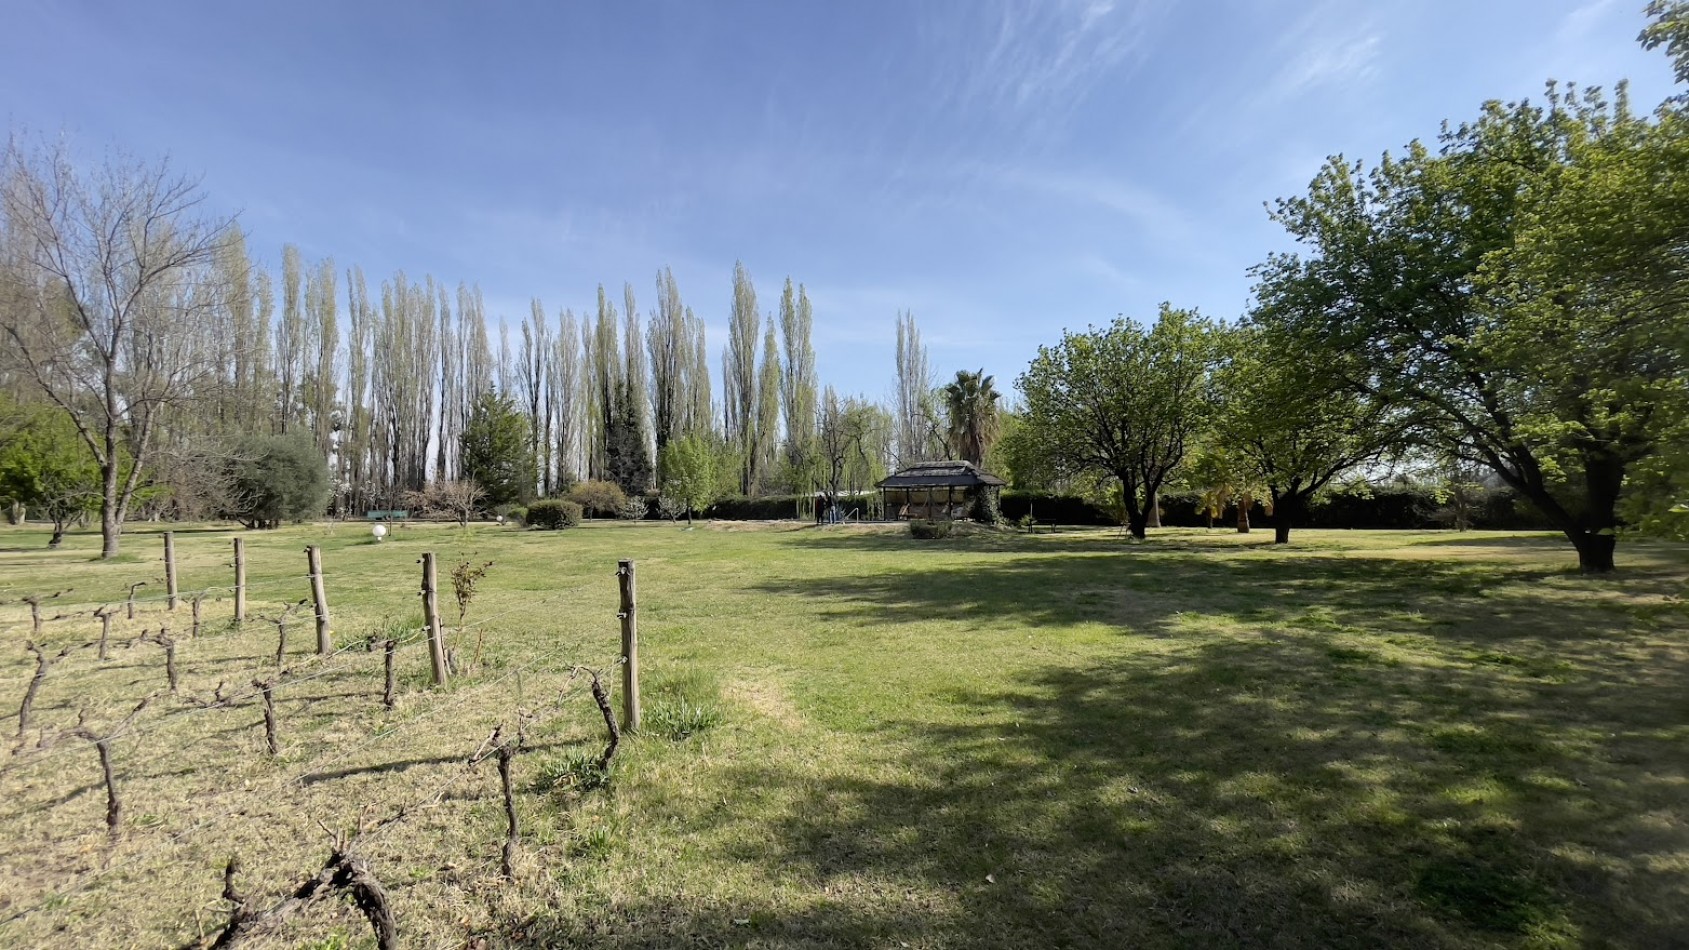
(0, 521), (1685, 948)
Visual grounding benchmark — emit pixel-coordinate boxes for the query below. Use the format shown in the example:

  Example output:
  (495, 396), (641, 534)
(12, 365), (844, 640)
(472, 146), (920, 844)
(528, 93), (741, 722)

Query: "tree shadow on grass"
(508, 632), (1687, 947)
(505, 547), (1686, 948)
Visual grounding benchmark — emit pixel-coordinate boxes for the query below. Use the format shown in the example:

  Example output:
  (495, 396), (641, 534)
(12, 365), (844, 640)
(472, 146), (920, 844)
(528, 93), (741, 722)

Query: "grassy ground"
(0, 520), (1684, 948)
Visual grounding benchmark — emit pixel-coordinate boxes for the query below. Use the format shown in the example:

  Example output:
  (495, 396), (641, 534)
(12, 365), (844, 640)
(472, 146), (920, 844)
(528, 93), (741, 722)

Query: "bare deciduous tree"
(0, 138), (236, 558)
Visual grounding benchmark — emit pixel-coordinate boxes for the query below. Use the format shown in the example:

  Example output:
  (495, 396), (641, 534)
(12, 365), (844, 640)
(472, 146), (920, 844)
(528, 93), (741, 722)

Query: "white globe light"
(372, 523), (388, 541)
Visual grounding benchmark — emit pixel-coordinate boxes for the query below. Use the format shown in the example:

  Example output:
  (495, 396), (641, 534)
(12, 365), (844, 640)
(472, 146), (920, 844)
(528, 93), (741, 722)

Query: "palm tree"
(941, 369), (1001, 468)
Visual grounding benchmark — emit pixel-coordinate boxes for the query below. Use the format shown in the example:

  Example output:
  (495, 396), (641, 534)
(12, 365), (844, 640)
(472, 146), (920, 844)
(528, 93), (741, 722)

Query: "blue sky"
(1, 0), (1677, 404)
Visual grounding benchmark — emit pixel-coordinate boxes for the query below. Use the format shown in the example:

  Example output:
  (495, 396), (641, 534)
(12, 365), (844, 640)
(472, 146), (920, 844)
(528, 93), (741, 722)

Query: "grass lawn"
(0, 520), (1685, 948)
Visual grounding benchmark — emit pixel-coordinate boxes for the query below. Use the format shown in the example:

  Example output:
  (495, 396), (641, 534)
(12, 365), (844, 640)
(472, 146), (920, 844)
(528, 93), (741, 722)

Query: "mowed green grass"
(0, 520), (1685, 948)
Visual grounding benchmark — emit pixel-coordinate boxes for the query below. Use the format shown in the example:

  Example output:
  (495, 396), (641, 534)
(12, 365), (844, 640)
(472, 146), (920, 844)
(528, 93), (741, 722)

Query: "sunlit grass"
(0, 520), (1684, 947)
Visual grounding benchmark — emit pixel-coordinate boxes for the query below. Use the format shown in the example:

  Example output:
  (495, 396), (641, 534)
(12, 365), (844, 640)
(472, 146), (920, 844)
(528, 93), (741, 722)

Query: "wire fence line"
(1, 542), (642, 948)
(0, 574), (321, 622)
(1, 632), (621, 932)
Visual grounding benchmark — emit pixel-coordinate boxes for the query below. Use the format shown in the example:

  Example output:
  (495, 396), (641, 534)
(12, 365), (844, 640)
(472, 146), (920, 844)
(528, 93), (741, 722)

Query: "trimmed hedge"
(999, 491), (1114, 526)
(1003, 487), (1557, 530)
(705, 495), (809, 520)
(526, 498), (583, 530)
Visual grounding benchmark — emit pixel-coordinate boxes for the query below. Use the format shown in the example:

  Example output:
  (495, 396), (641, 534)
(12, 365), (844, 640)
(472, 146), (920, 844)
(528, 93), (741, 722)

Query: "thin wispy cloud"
(927, 0), (1169, 128)
(981, 164), (1193, 243)
(1263, 6), (1384, 104)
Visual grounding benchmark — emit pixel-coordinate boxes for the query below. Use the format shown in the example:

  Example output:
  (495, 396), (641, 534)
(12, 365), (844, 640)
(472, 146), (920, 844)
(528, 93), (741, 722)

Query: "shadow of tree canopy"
(507, 538), (1686, 948)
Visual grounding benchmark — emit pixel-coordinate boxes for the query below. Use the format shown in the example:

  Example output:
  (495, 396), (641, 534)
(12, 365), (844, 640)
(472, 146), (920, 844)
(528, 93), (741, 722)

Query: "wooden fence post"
(255, 679), (279, 756)
(422, 553), (447, 687)
(307, 545), (331, 654)
(127, 582), (146, 621)
(233, 537), (247, 623)
(95, 607), (113, 661)
(617, 559), (640, 733)
(164, 531), (179, 611)
(382, 639), (398, 710)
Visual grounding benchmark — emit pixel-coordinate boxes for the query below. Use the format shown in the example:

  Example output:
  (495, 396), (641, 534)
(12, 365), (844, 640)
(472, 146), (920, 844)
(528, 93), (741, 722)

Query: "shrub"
(656, 495), (686, 521)
(617, 496), (650, 520)
(525, 498), (582, 530)
(909, 519), (953, 539)
(503, 505), (527, 526)
(569, 480), (627, 518)
(705, 494), (810, 520)
(226, 433), (330, 528)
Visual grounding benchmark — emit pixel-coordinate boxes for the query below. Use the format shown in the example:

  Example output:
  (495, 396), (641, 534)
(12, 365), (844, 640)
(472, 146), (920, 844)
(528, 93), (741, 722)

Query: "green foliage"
(1017, 305), (1224, 537)
(909, 519), (953, 539)
(1255, 83), (1688, 569)
(645, 697), (724, 738)
(536, 749), (611, 794)
(568, 480), (627, 518)
(460, 391), (537, 508)
(941, 369), (1002, 467)
(1208, 322), (1406, 542)
(605, 378), (653, 496)
(0, 404), (100, 546)
(226, 433), (329, 528)
(705, 494), (809, 520)
(659, 434), (718, 522)
(525, 498), (582, 530)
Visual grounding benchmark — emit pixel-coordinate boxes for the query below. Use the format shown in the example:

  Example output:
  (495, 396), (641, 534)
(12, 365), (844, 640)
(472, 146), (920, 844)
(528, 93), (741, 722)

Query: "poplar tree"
(344, 266), (373, 511)
(306, 257), (337, 459)
(549, 308), (582, 488)
(588, 286), (621, 481)
(752, 324), (782, 493)
(622, 282), (650, 470)
(648, 267), (688, 465)
(275, 244), (308, 433)
(688, 312), (712, 438)
(895, 311), (936, 466)
(779, 279), (817, 486)
(519, 299), (549, 496)
(724, 262), (759, 492)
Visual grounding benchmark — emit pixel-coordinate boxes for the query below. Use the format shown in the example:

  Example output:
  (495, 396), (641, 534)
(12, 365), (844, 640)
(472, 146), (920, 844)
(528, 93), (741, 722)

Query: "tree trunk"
(1116, 475), (1148, 539)
(100, 459), (121, 559)
(1145, 490), (1161, 529)
(1272, 492), (1301, 545)
(1126, 511), (1148, 539)
(1236, 501), (1251, 534)
(48, 521), (65, 549)
(1568, 531), (1617, 573)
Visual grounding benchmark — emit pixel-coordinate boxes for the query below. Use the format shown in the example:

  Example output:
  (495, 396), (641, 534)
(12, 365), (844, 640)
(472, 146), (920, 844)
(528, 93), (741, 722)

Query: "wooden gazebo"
(876, 460), (1006, 521)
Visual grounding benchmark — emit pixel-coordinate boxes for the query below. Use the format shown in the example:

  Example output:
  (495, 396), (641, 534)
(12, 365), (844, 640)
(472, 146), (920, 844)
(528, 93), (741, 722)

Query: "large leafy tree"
(1210, 323), (1406, 544)
(0, 404), (102, 547)
(1254, 80), (1688, 571)
(460, 391), (537, 508)
(1017, 305), (1222, 539)
(941, 369), (1002, 468)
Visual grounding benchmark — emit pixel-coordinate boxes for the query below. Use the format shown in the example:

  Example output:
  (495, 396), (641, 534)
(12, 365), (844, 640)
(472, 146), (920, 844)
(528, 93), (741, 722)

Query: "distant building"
(876, 460), (1005, 521)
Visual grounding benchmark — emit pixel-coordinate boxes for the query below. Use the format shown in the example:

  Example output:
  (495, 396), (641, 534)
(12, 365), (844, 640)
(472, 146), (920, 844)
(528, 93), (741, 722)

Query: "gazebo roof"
(876, 460), (1006, 490)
